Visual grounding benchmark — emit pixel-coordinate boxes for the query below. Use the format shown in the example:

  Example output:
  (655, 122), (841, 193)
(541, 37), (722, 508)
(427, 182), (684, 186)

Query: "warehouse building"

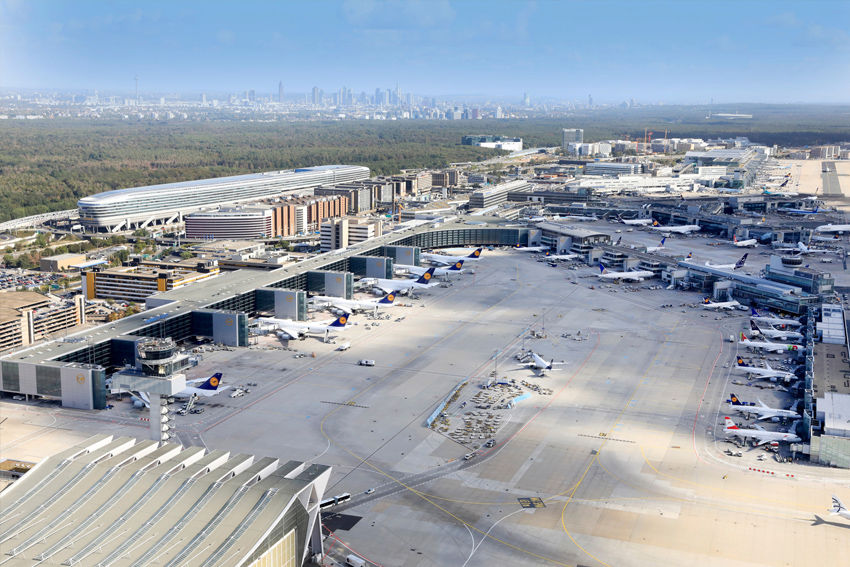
(0, 435), (332, 566)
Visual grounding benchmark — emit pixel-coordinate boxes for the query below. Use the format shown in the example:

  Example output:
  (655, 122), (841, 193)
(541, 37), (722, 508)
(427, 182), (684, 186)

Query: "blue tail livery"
(378, 293), (395, 305)
(415, 267), (436, 284)
(198, 373), (223, 391)
(329, 314), (350, 328)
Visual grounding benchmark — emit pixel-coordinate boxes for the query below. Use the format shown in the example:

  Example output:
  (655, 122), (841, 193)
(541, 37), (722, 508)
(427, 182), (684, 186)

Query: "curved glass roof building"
(77, 164), (369, 232)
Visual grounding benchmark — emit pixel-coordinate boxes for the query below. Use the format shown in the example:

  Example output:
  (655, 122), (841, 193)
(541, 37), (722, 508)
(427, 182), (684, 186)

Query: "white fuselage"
(735, 364), (795, 382)
(650, 225), (701, 234)
(398, 264), (463, 277)
(598, 270), (654, 282)
(702, 300), (741, 310)
(311, 295), (394, 312)
(740, 337), (800, 353)
(733, 239), (758, 247)
(724, 418), (801, 446)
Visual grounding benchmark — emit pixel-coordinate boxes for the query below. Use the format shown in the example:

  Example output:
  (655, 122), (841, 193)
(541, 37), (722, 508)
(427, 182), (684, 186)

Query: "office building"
(584, 162), (644, 176)
(0, 435), (332, 566)
(39, 253), (87, 272)
(462, 135), (523, 152)
(320, 217), (382, 251)
(0, 292), (88, 353)
(77, 165), (369, 232)
(278, 81), (284, 103)
(82, 260), (220, 302)
(563, 128), (584, 147)
(185, 207), (274, 240)
(469, 180), (530, 209)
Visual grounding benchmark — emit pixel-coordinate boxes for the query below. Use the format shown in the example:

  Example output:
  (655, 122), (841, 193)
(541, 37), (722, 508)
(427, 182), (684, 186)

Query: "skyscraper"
(562, 128), (584, 148)
(588, 94), (593, 108)
(278, 81), (284, 103)
(312, 86), (321, 105)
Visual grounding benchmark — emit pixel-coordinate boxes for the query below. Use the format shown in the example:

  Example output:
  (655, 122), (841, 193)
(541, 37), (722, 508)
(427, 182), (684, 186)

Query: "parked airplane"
(750, 308), (802, 328)
(372, 268), (439, 294)
(732, 235), (758, 248)
(739, 332), (801, 353)
(517, 351), (566, 376)
(597, 263), (654, 282)
(734, 357), (796, 382)
(311, 292), (396, 313)
(705, 253), (748, 270)
(399, 260), (465, 278)
(544, 251), (579, 260)
(750, 321), (804, 342)
(775, 242), (831, 255)
(131, 373), (229, 407)
(701, 297), (742, 310)
(259, 314), (351, 341)
(830, 496), (850, 521)
(422, 248), (482, 265)
(620, 217), (654, 226)
(645, 237), (666, 252)
(778, 206), (822, 215)
(552, 214), (598, 222)
(649, 220), (701, 234)
(728, 393), (798, 421)
(723, 416), (801, 446)
(514, 244), (550, 252)
(815, 223), (850, 234)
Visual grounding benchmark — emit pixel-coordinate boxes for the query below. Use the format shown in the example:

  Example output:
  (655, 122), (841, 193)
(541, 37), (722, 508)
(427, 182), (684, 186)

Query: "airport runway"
(3, 242), (849, 566)
(822, 161), (843, 196)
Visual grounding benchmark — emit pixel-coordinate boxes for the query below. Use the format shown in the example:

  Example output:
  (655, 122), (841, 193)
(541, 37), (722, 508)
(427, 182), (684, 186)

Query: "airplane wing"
(276, 326), (303, 339)
(425, 256), (453, 266)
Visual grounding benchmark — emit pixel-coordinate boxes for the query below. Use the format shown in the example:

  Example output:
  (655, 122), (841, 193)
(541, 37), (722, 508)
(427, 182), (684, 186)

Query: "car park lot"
(2, 249), (849, 566)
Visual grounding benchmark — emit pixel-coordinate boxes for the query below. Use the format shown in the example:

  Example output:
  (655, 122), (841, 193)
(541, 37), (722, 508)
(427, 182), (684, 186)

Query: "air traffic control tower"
(110, 338), (190, 441)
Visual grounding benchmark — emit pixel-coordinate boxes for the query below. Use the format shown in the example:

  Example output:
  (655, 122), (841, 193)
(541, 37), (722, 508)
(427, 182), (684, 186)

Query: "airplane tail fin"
(751, 306), (760, 317)
(703, 297), (712, 304)
(329, 314), (350, 328)
(832, 495), (847, 514)
(449, 260), (465, 271)
(378, 293), (395, 305)
(686, 252), (692, 259)
(750, 320), (760, 332)
(614, 236), (622, 246)
(468, 248), (482, 259)
(737, 356), (746, 367)
(740, 331), (748, 341)
(652, 220), (660, 227)
(735, 253), (748, 269)
(724, 416), (739, 430)
(198, 373), (223, 391)
(733, 234), (738, 243)
(659, 237), (666, 247)
(415, 268), (435, 284)
(729, 393), (744, 406)
(598, 263), (607, 274)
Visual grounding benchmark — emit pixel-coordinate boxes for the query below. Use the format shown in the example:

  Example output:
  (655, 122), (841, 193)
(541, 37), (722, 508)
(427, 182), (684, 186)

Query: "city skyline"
(1, 0), (848, 103)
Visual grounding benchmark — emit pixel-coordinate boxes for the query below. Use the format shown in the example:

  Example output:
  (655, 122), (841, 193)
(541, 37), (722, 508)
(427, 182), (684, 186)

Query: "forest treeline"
(0, 104), (847, 222)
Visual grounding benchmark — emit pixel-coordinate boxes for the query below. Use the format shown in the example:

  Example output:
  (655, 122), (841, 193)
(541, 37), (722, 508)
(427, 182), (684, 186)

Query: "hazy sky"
(1, 0), (848, 103)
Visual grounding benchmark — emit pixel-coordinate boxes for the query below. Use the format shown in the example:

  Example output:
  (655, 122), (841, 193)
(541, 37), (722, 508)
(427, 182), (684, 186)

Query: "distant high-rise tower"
(278, 81), (284, 103)
(495, 106), (504, 119)
(562, 128), (584, 149)
(523, 92), (531, 106)
(588, 94), (593, 108)
(201, 93), (207, 105)
(312, 86), (321, 105)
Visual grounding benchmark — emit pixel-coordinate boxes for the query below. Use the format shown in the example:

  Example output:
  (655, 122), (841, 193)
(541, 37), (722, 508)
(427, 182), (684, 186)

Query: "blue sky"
(1, 0), (848, 103)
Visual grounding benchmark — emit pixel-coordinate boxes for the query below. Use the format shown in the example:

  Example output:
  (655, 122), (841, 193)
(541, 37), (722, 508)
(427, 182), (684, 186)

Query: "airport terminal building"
(0, 435), (332, 566)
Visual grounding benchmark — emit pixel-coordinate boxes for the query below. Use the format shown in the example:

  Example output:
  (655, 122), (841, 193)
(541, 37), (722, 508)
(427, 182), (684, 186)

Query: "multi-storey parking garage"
(77, 165), (369, 232)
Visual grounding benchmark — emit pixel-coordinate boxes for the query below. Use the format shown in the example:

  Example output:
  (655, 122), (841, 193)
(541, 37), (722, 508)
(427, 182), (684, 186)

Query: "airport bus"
(320, 492), (352, 510)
